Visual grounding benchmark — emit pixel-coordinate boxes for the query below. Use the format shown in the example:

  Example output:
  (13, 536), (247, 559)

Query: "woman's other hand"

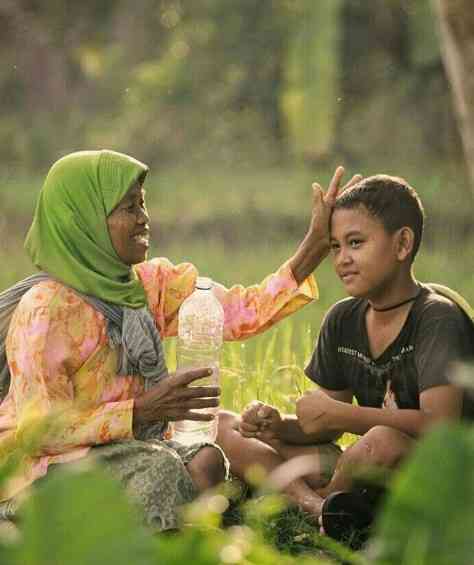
(133, 367), (220, 427)
(289, 167), (363, 284)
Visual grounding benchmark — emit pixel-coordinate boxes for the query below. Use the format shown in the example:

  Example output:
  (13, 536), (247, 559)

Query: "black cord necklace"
(370, 289), (421, 312)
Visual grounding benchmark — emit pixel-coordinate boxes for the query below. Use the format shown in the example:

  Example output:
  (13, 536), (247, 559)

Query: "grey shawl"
(0, 273), (169, 400)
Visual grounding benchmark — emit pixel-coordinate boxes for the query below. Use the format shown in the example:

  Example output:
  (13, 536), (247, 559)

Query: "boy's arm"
(278, 388), (353, 443)
(240, 388), (352, 444)
(299, 296), (471, 438)
(296, 385), (463, 438)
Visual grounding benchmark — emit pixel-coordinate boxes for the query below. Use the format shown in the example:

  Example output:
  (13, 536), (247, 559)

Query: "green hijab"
(24, 150), (150, 308)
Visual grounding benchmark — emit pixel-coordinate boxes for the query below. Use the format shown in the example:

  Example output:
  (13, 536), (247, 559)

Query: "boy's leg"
(217, 410), (340, 518)
(264, 441), (342, 490)
(317, 425), (414, 499)
(186, 446), (228, 492)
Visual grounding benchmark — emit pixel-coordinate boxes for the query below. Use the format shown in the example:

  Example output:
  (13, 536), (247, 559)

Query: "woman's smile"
(107, 182), (151, 265)
(132, 231), (150, 247)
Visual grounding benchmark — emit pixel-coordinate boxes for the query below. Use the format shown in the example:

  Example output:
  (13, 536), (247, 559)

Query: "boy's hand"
(239, 400), (282, 442)
(296, 389), (337, 435)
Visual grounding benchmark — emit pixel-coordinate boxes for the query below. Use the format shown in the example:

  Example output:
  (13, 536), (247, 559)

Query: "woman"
(0, 150), (357, 530)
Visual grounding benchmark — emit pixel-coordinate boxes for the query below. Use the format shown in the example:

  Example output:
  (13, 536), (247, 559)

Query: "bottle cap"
(196, 276), (212, 290)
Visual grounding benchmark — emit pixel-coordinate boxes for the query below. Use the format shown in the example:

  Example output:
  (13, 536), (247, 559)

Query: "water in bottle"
(172, 277), (224, 445)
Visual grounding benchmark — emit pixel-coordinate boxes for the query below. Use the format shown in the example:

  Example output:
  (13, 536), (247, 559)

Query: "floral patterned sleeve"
(7, 283), (134, 456)
(135, 257), (318, 339)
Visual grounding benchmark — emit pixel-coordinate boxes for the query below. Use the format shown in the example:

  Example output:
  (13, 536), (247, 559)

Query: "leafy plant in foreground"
(370, 423), (474, 565)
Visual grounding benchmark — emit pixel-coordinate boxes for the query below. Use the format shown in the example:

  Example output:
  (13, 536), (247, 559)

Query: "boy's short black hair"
(333, 175), (425, 260)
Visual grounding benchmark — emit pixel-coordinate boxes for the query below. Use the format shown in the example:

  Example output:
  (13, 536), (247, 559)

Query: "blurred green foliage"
(0, 0), (467, 177)
(0, 432), (340, 564)
(0, 411), (472, 564)
(1, 1), (472, 306)
(12, 468), (156, 565)
(372, 423), (474, 564)
(282, 1), (342, 161)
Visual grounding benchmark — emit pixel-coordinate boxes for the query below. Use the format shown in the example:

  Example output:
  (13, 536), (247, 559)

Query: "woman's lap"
(91, 438), (228, 531)
(0, 439), (228, 531)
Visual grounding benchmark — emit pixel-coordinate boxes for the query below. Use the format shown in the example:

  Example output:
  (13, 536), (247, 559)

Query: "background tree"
(433, 0), (474, 195)
(0, 0), (465, 174)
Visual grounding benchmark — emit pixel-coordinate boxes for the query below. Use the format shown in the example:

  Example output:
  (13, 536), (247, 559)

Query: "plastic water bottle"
(172, 277), (224, 445)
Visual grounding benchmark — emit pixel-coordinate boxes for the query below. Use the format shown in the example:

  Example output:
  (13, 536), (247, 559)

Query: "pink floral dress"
(0, 257), (317, 511)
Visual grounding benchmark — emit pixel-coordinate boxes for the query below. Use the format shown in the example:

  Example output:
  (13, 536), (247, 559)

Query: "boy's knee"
(359, 426), (412, 467)
(187, 446), (226, 491)
(339, 426), (412, 475)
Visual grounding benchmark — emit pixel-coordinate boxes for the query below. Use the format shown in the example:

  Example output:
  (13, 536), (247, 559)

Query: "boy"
(236, 174), (473, 519)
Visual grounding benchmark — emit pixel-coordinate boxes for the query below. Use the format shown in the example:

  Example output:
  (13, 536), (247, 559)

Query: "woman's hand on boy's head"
(305, 166), (363, 253)
(310, 167), (363, 242)
(289, 167), (362, 284)
(324, 167), (363, 204)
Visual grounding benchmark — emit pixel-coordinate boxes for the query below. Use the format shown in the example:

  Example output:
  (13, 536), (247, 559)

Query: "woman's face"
(107, 181), (151, 265)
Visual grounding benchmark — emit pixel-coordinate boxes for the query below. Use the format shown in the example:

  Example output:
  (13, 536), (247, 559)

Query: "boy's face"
(330, 205), (401, 299)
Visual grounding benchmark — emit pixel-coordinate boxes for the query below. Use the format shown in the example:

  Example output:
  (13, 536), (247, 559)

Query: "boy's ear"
(395, 227), (414, 261)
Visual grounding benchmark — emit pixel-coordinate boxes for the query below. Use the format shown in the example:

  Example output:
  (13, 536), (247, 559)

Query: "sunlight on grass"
(165, 319), (358, 449)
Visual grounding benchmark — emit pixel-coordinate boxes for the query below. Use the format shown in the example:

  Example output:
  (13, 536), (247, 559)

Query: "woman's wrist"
(132, 397), (147, 430)
(289, 235), (329, 285)
(132, 411), (141, 439)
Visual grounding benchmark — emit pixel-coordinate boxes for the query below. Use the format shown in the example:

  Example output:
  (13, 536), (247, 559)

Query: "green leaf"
(11, 465), (156, 565)
(372, 423), (474, 565)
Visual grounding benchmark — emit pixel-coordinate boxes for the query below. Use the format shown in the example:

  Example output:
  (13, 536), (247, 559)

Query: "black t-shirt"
(305, 285), (474, 420)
